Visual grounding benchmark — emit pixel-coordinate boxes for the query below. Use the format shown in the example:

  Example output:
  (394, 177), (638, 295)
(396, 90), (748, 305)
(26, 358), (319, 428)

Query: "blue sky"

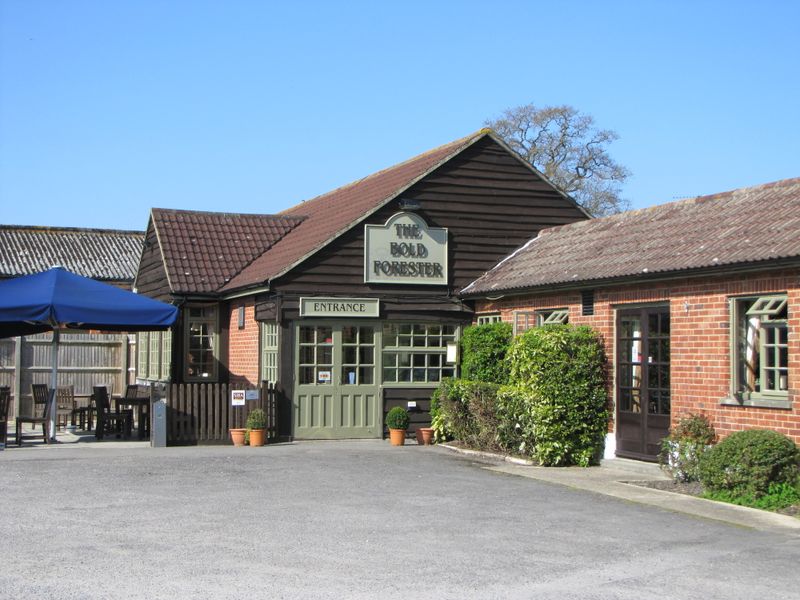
(2, 1), (798, 230)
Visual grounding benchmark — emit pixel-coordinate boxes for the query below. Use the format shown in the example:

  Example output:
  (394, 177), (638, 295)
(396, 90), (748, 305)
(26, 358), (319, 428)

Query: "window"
(581, 290), (595, 316)
(514, 309), (568, 334)
(137, 332), (149, 378)
(732, 295), (789, 401)
(136, 330), (172, 382)
(382, 323), (457, 385)
(537, 308), (569, 326)
(514, 312), (537, 335)
(185, 305), (218, 381)
(476, 314), (502, 325)
(260, 322), (279, 385)
(298, 325), (333, 385)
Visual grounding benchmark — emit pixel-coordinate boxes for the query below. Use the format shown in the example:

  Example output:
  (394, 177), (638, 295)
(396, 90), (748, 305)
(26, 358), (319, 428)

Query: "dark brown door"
(616, 307), (670, 460)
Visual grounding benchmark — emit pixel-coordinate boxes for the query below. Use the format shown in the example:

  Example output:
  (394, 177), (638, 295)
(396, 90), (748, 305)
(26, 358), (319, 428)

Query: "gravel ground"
(1, 441), (799, 599)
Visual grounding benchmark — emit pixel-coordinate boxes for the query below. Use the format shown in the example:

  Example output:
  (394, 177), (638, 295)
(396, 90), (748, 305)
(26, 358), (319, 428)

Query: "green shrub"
(433, 378), (500, 451)
(495, 385), (538, 458)
(659, 414), (716, 482)
(698, 429), (800, 499)
(385, 406), (410, 430)
(246, 408), (267, 430)
(704, 481), (800, 511)
(508, 325), (608, 466)
(460, 322), (513, 384)
(429, 382), (451, 443)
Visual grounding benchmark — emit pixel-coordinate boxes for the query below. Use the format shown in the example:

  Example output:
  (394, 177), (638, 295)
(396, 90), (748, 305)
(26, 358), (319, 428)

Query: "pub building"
(133, 129), (589, 440)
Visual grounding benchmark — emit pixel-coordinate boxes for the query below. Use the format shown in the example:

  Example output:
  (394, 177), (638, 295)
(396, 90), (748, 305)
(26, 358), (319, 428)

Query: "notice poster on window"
(318, 371), (331, 383)
(231, 390), (246, 406)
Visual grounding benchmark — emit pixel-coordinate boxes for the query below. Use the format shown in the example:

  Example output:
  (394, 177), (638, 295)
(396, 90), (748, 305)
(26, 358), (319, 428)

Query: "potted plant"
(246, 408), (267, 447)
(386, 406), (410, 446)
(416, 426), (435, 445)
(230, 427), (246, 446)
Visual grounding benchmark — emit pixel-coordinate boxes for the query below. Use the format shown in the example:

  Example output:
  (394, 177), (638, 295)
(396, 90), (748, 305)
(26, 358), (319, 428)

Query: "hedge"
(508, 325), (608, 466)
(460, 322), (513, 383)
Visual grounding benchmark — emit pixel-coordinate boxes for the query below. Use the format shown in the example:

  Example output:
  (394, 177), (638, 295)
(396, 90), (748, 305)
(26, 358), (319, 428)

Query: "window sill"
(720, 395), (792, 410)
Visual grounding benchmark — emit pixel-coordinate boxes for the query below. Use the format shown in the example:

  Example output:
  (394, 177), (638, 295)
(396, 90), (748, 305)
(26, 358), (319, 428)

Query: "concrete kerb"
(438, 443), (800, 535)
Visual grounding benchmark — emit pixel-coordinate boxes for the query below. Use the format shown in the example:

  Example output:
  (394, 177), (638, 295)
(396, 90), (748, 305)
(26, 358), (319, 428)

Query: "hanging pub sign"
(364, 212), (448, 285)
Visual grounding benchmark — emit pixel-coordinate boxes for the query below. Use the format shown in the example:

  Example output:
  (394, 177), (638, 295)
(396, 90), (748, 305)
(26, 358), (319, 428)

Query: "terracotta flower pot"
(389, 428), (406, 446)
(417, 427), (434, 446)
(249, 428), (266, 447)
(230, 428), (246, 446)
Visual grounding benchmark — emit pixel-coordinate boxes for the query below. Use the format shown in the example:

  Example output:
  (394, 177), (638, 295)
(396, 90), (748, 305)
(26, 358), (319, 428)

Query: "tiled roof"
(463, 177), (800, 295)
(220, 130), (492, 291)
(0, 225), (144, 281)
(151, 208), (304, 294)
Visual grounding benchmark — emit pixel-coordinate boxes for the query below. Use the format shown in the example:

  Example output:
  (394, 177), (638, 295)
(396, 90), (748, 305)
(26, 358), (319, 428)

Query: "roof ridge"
(536, 176), (800, 238)
(0, 224), (144, 235)
(151, 207), (304, 222)
(278, 129), (489, 216)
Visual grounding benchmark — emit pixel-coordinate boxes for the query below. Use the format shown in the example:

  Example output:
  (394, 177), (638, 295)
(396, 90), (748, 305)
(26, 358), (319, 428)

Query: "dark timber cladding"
(266, 137), (588, 300)
(134, 221), (171, 301)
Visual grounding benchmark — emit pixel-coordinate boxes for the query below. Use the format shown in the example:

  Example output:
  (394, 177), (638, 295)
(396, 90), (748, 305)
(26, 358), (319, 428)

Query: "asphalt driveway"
(1, 440), (798, 599)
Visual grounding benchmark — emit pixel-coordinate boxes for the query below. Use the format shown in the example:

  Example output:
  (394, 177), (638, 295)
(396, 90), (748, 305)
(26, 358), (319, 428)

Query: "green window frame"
(476, 314), (502, 325)
(731, 294), (789, 401)
(137, 332), (149, 378)
(148, 329), (161, 380)
(537, 308), (569, 326)
(381, 323), (458, 385)
(160, 330), (172, 381)
(260, 322), (279, 385)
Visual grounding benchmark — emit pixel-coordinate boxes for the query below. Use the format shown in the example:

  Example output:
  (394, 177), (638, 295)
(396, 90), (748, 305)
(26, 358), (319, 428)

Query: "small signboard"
(231, 390), (246, 406)
(245, 389), (260, 401)
(318, 370), (332, 383)
(300, 297), (380, 318)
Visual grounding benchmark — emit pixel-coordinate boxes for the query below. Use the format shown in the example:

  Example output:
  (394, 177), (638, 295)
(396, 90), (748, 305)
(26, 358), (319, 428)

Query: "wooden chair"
(0, 387), (10, 448)
(15, 383), (51, 445)
(56, 385), (74, 431)
(123, 384), (151, 438)
(71, 393), (96, 431)
(94, 386), (132, 440)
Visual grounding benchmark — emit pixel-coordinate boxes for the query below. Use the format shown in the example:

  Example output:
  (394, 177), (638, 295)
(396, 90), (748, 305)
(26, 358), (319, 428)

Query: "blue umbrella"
(0, 267), (178, 440)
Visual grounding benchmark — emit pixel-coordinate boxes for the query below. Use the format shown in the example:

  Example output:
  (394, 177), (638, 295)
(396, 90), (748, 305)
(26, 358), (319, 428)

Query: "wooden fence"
(0, 332), (131, 419)
(163, 382), (277, 445)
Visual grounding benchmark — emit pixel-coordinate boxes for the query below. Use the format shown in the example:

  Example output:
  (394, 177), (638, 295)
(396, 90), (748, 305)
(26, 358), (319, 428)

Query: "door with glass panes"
(616, 307), (671, 460)
(294, 323), (380, 439)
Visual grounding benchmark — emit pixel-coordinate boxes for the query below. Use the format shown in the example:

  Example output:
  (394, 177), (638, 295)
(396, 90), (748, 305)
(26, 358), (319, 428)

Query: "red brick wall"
(227, 299), (260, 387)
(474, 268), (800, 444)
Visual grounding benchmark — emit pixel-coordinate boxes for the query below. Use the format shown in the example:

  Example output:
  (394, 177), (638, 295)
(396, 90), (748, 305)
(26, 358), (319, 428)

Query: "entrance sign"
(300, 297), (380, 318)
(364, 212), (448, 285)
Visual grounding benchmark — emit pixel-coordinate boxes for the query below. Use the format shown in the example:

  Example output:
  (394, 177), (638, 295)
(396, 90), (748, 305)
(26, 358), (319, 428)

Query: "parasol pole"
(48, 328), (60, 441)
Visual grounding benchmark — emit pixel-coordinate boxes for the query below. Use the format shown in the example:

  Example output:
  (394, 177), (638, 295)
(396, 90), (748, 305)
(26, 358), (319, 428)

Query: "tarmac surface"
(1, 439), (798, 599)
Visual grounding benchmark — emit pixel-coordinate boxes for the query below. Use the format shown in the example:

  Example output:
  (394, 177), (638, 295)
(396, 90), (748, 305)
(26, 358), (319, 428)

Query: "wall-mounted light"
(399, 198), (421, 211)
(446, 341), (459, 364)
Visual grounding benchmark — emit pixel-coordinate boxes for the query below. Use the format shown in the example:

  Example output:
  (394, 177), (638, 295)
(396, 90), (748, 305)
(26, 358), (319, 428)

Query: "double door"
(294, 322), (381, 439)
(616, 307), (671, 460)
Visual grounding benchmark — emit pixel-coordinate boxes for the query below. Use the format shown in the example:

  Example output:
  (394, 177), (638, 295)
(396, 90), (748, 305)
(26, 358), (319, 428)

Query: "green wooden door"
(294, 323), (381, 439)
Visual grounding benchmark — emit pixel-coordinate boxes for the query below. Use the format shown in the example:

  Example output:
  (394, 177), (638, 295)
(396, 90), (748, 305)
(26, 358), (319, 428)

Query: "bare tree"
(486, 104), (630, 216)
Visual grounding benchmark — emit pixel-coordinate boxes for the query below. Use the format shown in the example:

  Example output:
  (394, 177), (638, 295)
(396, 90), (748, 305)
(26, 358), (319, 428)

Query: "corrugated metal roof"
(463, 177), (800, 295)
(150, 209), (304, 294)
(0, 225), (145, 282)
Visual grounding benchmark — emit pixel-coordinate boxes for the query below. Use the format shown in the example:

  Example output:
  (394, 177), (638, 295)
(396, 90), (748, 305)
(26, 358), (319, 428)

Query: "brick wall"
(227, 299), (260, 387)
(474, 268), (800, 444)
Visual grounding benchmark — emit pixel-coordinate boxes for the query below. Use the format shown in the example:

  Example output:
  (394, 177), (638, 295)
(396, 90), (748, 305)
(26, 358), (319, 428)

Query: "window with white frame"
(476, 314), (502, 325)
(382, 323), (457, 384)
(260, 322), (279, 385)
(185, 305), (218, 381)
(514, 312), (537, 335)
(732, 295), (789, 400)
